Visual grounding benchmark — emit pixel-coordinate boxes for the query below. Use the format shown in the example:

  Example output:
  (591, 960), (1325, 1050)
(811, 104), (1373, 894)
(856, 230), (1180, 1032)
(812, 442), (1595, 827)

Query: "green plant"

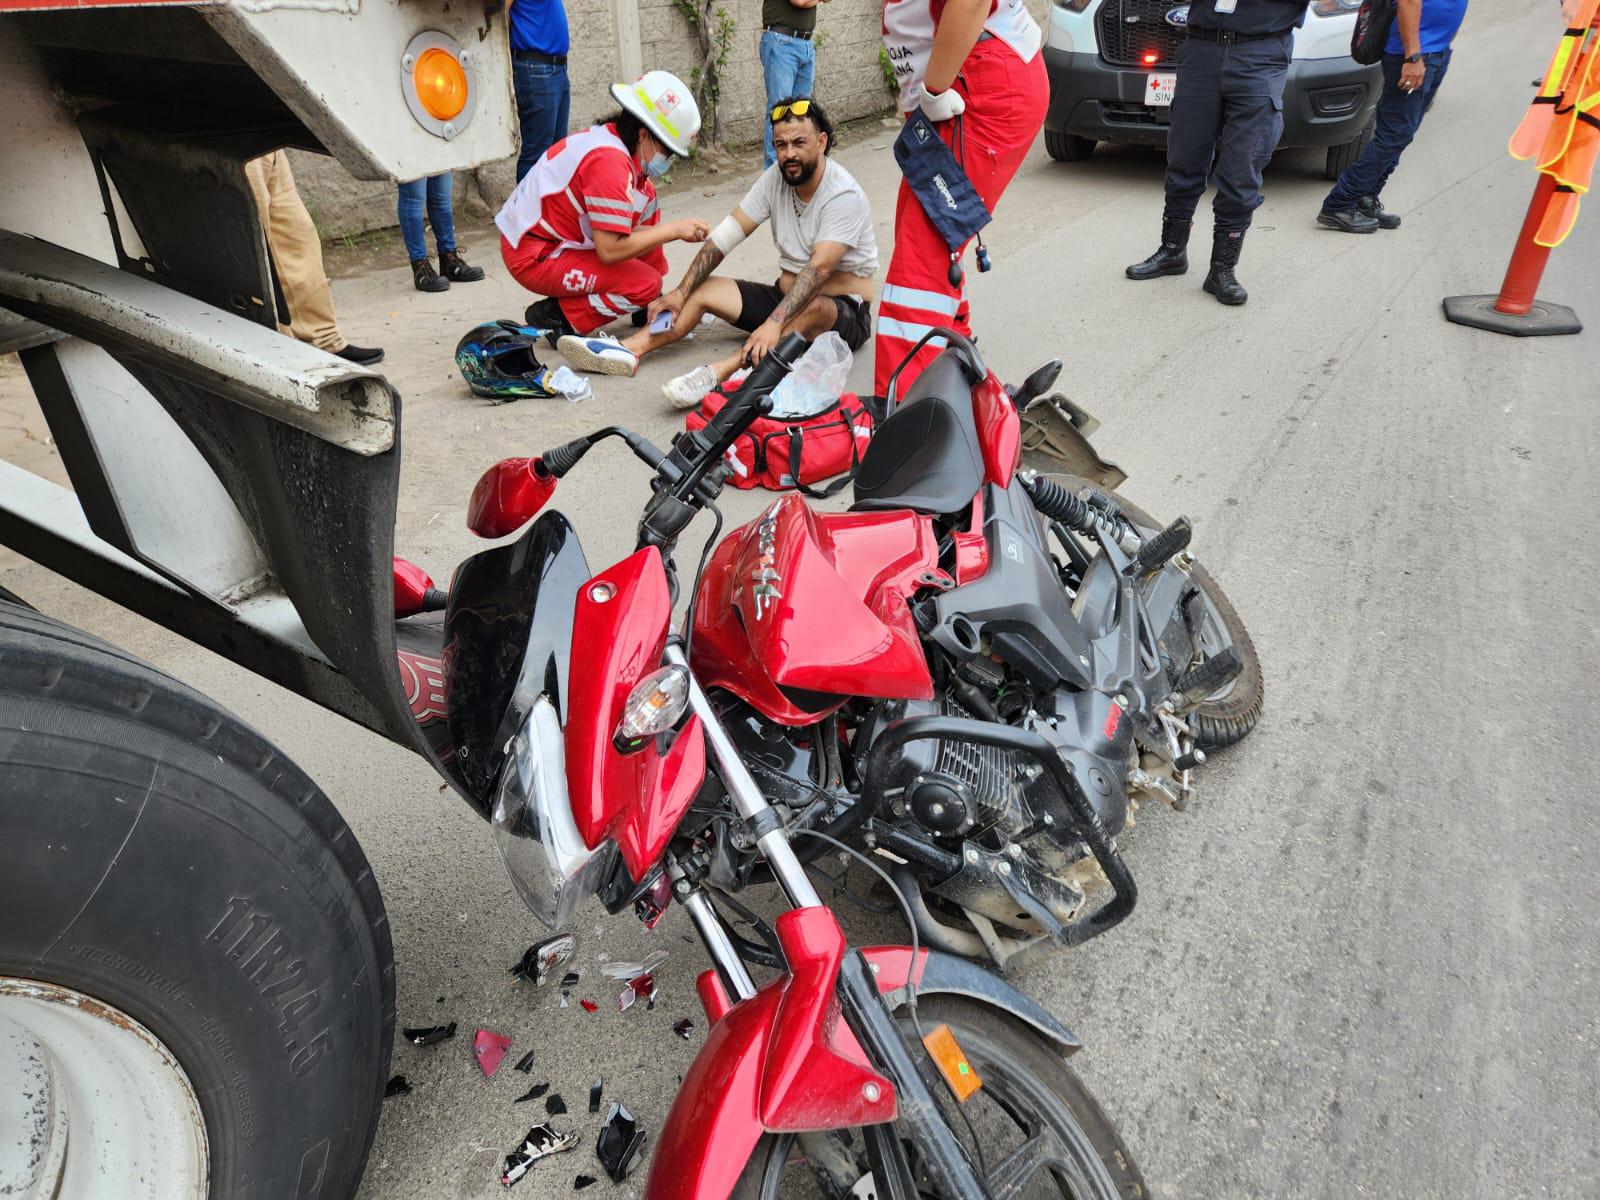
(878, 47), (899, 99)
(674, 0), (735, 144)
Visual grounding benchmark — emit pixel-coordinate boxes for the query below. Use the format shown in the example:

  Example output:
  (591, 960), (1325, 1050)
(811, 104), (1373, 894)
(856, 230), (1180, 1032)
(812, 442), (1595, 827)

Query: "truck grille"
(1097, 0), (1188, 67)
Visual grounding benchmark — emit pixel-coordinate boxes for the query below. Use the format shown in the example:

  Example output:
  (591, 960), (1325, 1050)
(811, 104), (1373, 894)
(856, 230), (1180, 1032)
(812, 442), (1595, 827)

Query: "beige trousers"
(244, 151), (346, 353)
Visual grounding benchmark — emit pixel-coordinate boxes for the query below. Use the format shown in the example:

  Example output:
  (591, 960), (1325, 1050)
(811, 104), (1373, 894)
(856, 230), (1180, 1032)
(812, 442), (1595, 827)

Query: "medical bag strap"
(788, 410), (863, 499)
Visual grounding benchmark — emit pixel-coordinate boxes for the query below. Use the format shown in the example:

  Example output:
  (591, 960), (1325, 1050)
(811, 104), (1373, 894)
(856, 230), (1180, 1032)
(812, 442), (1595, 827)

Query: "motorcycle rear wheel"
(1044, 472), (1263, 751)
(729, 995), (1145, 1199)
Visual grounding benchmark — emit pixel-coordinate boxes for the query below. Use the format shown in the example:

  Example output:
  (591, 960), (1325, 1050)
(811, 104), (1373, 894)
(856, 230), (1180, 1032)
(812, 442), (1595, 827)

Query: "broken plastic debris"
(595, 1102), (647, 1183)
(573, 1175), (597, 1190)
(474, 1029), (515, 1077)
(559, 993), (570, 1009)
(499, 1123), (579, 1188)
(589, 1078), (603, 1113)
(634, 874), (672, 930)
(514, 1049), (537, 1074)
(515, 1082), (550, 1104)
(672, 1018), (694, 1040)
(510, 934), (578, 987)
(545, 1092), (568, 1116)
(617, 973), (657, 1013)
(404, 1021), (457, 1046)
(560, 971), (581, 989)
(600, 950), (668, 981)
(578, 999), (599, 1013)
(384, 1074), (412, 1097)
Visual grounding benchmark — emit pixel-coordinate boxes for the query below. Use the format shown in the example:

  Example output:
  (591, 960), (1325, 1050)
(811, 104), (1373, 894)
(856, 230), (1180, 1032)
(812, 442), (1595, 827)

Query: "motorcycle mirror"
(467, 457), (557, 539)
(1012, 359), (1064, 409)
(392, 556), (449, 617)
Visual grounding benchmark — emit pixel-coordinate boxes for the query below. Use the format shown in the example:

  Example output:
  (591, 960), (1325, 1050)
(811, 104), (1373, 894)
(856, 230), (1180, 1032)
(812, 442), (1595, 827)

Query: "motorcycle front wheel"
(730, 995), (1146, 1199)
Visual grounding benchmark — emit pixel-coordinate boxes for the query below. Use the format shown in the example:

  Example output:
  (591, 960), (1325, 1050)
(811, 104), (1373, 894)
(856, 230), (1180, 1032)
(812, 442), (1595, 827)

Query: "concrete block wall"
(290, 0), (1047, 240)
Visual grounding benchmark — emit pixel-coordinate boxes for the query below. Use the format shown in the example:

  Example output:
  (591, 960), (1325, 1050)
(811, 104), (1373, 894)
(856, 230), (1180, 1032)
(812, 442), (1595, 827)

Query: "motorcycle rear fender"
(643, 927), (1081, 1200)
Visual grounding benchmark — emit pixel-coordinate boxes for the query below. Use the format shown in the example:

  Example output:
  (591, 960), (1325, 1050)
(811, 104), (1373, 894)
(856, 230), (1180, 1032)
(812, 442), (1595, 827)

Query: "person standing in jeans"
(511, 0), (571, 182)
(1316, 0), (1467, 232)
(398, 175), (485, 292)
(760, 0), (825, 168)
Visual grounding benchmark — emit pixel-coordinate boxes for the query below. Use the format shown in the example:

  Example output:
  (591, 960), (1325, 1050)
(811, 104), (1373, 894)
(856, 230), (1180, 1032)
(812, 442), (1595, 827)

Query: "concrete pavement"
(1, 0), (1596, 1194)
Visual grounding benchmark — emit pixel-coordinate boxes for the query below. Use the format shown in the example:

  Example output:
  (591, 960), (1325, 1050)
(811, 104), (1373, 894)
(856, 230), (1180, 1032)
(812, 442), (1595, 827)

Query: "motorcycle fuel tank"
(691, 495), (938, 726)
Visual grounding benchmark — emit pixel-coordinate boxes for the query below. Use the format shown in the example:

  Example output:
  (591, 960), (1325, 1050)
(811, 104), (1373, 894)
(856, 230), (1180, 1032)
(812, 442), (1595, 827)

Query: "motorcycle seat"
(851, 350), (984, 516)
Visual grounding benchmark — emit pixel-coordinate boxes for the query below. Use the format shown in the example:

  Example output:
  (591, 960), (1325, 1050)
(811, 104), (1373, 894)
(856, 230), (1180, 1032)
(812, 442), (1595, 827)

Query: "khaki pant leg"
(245, 151), (346, 352)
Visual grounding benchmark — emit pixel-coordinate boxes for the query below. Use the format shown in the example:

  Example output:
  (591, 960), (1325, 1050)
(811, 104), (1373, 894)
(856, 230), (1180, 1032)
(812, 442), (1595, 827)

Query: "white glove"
(916, 83), (966, 122)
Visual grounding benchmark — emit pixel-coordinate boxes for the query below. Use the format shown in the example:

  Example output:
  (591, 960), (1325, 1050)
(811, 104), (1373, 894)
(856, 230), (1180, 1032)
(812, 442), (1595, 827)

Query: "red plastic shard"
(473, 1028), (514, 1077)
(579, 998), (599, 1013)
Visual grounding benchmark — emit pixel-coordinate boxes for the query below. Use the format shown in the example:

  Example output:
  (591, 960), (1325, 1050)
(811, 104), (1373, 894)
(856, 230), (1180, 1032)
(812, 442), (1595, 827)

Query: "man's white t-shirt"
(738, 158), (879, 279)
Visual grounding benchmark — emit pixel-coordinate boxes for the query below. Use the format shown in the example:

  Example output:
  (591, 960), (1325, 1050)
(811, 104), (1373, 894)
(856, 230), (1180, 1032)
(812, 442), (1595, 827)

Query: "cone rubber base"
(1443, 294), (1583, 336)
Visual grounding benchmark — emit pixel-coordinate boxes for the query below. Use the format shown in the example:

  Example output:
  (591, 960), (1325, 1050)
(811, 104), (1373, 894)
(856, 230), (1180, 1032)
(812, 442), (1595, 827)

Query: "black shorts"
(732, 280), (873, 351)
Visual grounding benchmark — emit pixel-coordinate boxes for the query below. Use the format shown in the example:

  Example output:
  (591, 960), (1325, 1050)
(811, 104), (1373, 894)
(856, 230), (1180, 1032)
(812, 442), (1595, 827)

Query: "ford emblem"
(1165, 4), (1190, 26)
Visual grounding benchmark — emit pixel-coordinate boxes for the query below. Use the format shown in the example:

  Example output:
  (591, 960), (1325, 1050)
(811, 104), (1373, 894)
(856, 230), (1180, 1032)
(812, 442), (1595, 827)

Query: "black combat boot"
(523, 297), (577, 345)
(438, 247), (485, 282)
(412, 258), (450, 292)
(1357, 195), (1402, 229)
(1202, 230), (1248, 306)
(1126, 219), (1192, 280)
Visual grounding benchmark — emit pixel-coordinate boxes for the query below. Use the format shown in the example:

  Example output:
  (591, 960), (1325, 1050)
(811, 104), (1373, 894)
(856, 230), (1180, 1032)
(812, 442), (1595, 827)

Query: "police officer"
(1125, 0), (1310, 305)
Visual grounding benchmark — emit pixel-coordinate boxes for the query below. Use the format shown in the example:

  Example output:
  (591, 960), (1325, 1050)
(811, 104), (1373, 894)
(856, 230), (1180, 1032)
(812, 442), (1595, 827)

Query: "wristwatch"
(1403, 53), (1422, 62)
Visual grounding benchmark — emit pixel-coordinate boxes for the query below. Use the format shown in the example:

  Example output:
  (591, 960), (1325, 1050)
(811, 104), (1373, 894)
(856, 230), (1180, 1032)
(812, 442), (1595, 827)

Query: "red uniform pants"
(500, 236), (668, 335)
(873, 39), (1049, 399)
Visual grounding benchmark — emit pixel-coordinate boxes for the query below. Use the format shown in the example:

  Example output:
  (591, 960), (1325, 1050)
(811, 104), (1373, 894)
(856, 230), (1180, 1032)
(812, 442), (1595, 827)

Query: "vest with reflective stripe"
(881, 0), (1042, 113)
(495, 124), (633, 252)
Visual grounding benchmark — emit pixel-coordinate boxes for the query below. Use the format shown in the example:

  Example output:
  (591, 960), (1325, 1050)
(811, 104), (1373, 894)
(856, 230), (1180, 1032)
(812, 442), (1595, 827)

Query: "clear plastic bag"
(769, 332), (853, 419)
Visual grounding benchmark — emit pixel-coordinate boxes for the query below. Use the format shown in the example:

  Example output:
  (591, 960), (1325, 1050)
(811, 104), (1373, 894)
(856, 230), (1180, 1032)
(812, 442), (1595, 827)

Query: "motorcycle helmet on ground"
(455, 320), (559, 401)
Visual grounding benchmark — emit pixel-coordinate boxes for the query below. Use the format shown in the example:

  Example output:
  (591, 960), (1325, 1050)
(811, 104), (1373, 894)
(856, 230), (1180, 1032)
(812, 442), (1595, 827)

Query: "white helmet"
(610, 70), (701, 158)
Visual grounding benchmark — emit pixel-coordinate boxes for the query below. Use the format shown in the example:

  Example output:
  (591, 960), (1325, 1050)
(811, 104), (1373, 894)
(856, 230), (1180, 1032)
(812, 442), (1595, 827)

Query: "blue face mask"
(644, 152), (674, 179)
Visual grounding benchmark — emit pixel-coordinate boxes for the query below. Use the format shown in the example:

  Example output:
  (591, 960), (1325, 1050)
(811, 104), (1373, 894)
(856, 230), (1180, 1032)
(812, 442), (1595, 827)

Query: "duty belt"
(1186, 26), (1290, 44)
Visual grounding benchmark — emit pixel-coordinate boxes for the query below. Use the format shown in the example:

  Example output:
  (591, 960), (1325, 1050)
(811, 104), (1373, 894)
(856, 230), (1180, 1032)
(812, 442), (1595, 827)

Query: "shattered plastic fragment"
(600, 950), (669, 981)
(515, 1082), (551, 1103)
(634, 874), (672, 929)
(545, 1092), (568, 1116)
(560, 993), (570, 1008)
(474, 1029), (515, 1077)
(560, 971), (581, 989)
(500, 1123), (579, 1188)
(672, 1018), (694, 1040)
(404, 1021), (458, 1046)
(579, 999), (599, 1013)
(617, 973), (657, 1012)
(573, 1175), (597, 1190)
(589, 1078), (603, 1113)
(384, 1074), (412, 1097)
(596, 1102), (647, 1183)
(514, 1049), (537, 1074)
(510, 934), (578, 987)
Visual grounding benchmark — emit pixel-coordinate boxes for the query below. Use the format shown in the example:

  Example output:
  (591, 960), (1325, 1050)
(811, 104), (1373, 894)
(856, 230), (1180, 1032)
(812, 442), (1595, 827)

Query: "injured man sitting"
(566, 96), (879, 409)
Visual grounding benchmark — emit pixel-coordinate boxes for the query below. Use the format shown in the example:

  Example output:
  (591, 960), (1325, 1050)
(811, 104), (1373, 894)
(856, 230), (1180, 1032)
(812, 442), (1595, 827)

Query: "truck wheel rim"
(0, 977), (209, 1199)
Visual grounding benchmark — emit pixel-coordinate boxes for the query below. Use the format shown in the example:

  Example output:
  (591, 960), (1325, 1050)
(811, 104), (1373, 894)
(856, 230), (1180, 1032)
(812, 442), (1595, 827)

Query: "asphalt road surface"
(2, 0), (1596, 1195)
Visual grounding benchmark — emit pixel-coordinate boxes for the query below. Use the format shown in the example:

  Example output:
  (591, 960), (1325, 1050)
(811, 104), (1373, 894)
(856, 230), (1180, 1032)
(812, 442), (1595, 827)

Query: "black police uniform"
(1126, 0), (1309, 304)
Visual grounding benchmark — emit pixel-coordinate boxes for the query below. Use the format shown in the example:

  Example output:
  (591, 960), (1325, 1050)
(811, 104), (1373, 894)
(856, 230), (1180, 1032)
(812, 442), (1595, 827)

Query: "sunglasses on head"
(770, 99), (812, 123)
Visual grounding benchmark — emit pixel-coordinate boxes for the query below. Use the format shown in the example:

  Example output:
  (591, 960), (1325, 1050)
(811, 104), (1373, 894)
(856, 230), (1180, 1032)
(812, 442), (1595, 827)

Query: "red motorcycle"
(432, 331), (1160, 1197)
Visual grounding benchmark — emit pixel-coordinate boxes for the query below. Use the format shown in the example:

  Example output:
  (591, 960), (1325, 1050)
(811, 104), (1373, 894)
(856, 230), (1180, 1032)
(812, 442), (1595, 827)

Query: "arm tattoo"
(677, 242), (725, 298)
(770, 263), (832, 328)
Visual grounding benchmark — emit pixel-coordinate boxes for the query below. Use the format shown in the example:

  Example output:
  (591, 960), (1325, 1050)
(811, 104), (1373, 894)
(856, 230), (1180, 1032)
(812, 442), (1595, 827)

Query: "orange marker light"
(414, 47), (468, 122)
(922, 1023), (982, 1103)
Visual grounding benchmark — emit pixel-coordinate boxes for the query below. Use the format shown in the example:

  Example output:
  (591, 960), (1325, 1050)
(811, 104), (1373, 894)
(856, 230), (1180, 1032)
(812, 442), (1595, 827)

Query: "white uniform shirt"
(882, 0), (1042, 112)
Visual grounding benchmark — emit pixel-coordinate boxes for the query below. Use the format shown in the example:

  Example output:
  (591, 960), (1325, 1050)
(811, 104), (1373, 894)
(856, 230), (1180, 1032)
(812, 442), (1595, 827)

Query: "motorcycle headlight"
(613, 665), (690, 751)
(492, 695), (613, 930)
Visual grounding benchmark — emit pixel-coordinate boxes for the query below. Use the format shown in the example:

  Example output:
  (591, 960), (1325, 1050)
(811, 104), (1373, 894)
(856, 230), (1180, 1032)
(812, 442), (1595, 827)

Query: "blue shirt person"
(510, 0), (572, 182)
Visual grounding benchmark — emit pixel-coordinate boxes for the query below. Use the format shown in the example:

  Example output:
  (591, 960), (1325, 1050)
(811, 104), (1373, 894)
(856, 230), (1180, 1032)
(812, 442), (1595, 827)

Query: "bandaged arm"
(669, 207), (760, 302)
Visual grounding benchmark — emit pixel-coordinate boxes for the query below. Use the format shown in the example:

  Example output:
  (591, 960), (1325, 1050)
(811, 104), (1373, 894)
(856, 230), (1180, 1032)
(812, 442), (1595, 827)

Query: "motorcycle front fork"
(662, 643), (988, 1197)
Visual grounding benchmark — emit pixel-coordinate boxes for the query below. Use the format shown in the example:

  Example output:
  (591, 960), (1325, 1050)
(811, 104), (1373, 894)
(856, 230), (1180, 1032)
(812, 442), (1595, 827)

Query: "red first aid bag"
(686, 388), (875, 497)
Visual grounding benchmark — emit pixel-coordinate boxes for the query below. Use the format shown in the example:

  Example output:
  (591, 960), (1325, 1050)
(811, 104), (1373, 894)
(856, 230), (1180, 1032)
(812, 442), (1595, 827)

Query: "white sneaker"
(662, 364), (719, 411)
(556, 333), (638, 377)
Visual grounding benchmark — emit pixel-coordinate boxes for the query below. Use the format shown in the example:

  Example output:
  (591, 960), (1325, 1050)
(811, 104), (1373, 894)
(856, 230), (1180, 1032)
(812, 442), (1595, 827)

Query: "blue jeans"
(1324, 49), (1452, 212)
(760, 30), (816, 167)
(513, 57), (571, 182)
(397, 175), (456, 262)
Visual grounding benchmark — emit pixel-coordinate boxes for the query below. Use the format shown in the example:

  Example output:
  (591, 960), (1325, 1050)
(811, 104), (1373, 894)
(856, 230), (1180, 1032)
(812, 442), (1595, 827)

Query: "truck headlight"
(491, 696), (613, 930)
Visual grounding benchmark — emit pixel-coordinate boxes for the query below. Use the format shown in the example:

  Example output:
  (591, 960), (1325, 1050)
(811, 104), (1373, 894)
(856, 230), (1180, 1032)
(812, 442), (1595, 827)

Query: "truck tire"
(0, 600), (394, 1198)
(1046, 130), (1098, 162)
(1323, 114), (1375, 181)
